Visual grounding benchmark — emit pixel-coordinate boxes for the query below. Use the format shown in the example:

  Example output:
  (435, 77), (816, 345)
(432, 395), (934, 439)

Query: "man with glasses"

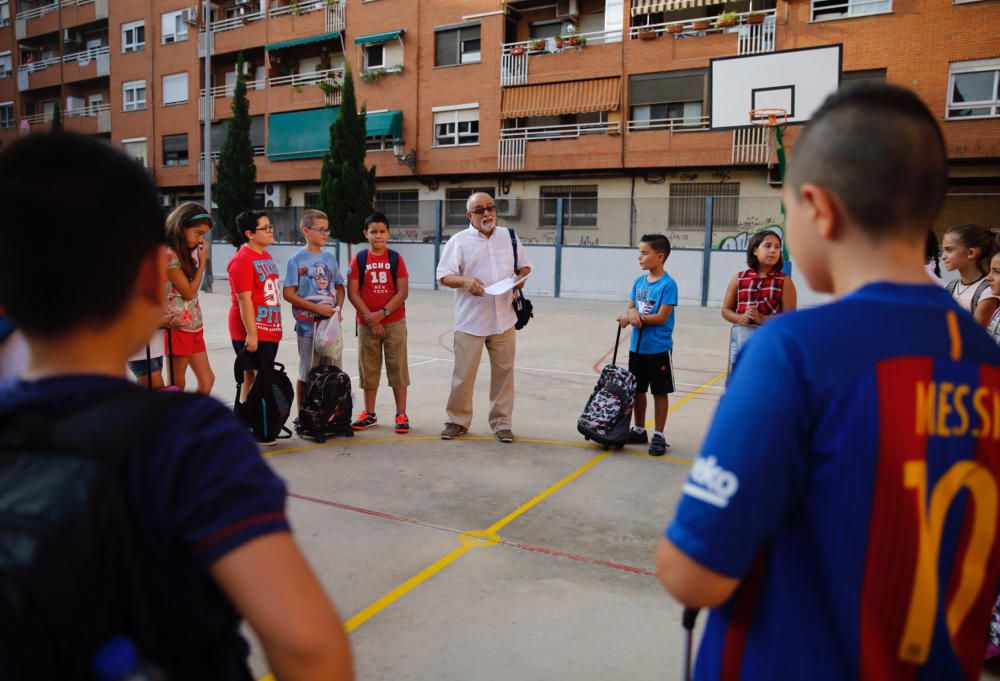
(283, 209), (345, 412)
(436, 192), (532, 443)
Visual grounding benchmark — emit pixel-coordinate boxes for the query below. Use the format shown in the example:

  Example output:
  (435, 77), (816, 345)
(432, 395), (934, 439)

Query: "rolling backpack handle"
(682, 607), (699, 681)
(611, 323), (644, 367)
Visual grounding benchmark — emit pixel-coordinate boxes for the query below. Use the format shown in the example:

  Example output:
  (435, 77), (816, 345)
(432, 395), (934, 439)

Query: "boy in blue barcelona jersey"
(617, 234), (678, 456)
(656, 83), (1000, 681)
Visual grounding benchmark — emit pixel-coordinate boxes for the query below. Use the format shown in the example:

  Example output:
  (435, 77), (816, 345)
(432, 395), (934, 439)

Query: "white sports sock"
(654, 431), (664, 439)
(632, 426), (647, 434)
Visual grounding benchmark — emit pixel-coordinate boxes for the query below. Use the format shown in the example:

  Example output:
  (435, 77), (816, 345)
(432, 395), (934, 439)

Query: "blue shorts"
(128, 355), (163, 378)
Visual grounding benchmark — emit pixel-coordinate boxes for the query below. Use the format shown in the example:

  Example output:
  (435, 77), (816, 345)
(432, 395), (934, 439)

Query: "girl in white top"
(941, 222), (999, 327)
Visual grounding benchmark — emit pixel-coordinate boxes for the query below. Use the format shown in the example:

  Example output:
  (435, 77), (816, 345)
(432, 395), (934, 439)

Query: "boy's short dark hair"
(365, 212), (390, 230)
(640, 233), (671, 260)
(746, 230), (784, 273)
(786, 82), (947, 237)
(0, 133), (163, 337)
(236, 210), (268, 241)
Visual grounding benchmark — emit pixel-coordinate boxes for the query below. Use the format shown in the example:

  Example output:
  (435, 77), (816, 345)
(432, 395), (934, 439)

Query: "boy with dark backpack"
(0, 133), (353, 680)
(347, 212), (411, 433)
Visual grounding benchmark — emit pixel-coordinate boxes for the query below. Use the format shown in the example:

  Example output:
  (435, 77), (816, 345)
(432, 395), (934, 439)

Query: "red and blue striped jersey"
(668, 282), (1000, 681)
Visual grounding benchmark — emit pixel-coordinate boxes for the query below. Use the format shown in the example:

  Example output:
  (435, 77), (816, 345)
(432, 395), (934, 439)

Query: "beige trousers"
(446, 327), (516, 431)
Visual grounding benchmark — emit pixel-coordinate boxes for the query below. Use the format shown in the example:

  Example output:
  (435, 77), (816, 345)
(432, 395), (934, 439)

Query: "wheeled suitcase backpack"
(577, 325), (641, 450)
(233, 351), (294, 442)
(295, 365), (354, 443)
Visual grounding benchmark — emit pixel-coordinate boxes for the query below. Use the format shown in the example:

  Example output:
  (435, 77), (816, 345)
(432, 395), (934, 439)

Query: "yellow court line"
(644, 369), (727, 429)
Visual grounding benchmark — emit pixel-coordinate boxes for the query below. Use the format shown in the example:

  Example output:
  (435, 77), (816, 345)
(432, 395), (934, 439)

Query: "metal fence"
(208, 193), (1000, 251)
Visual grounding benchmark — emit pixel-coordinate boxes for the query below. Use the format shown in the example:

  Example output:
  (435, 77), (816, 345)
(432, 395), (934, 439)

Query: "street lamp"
(392, 137), (416, 172)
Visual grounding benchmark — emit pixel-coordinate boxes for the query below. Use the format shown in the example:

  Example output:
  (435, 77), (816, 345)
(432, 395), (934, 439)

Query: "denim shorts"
(127, 355), (163, 378)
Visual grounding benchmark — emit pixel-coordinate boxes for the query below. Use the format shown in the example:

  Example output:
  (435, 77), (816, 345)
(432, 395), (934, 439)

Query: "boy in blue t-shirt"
(617, 233), (678, 456)
(656, 83), (1000, 681)
(282, 208), (345, 411)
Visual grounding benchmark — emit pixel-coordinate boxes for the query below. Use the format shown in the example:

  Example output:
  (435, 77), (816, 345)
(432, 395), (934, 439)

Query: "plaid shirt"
(736, 268), (786, 316)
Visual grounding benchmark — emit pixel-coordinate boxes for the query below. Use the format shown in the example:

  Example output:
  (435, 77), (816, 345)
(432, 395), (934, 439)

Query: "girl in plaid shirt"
(721, 230), (797, 326)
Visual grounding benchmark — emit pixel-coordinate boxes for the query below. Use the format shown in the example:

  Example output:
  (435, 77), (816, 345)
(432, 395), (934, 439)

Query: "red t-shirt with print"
(349, 249), (408, 325)
(227, 245), (282, 342)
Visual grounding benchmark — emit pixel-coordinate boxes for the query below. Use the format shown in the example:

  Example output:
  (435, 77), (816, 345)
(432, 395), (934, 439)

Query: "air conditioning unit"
(555, 0), (579, 19)
(235, 0), (251, 5)
(63, 29), (83, 45)
(767, 164), (783, 187)
(183, 7), (199, 25)
(496, 197), (520, 217)
(264, 183), (286, 208)
(160, 194), (172, 208)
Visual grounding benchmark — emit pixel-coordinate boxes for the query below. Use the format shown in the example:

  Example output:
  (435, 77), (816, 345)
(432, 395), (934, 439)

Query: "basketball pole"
(776, 125), (791, 275)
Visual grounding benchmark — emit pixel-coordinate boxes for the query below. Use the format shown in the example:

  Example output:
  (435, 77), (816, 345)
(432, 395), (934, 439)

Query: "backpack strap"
(972, 278), (991, 314)
(509, 228), (519, 275)
(356, 249), (369, 290)
(387, 248), (399, 288)
(946, 279), (958, 295)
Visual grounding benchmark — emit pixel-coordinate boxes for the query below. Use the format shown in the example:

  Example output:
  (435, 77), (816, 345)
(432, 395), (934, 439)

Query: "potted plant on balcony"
(528, 38), (546, 52)
(566, 35), (587, 48)
(317, 79), (341, 101)
(637, 27), (657, 40)
(509, 44), (526, 56)
(716, 11), (738, 28)
(691, 18), (711, 30)
(667, 23), (683, 34)
(554, 35), (565, 49)
(747, 11), (766, 24)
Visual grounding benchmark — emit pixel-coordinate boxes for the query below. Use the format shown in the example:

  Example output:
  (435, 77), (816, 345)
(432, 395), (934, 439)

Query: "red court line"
(288, 492), (655, 578)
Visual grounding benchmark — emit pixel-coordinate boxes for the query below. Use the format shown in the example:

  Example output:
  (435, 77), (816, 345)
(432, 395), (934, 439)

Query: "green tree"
(319, 66), (375, 250)
(214, 51), (257, 247)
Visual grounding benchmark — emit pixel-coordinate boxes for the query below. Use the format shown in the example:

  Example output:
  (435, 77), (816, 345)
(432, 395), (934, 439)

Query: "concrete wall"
(211, 241), (832, 308)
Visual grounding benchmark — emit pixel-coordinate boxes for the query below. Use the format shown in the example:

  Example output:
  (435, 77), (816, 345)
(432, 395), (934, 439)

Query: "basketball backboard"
(709, 45), (843, 130)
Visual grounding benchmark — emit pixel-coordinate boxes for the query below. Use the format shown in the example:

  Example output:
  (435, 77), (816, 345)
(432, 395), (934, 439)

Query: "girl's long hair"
(945, 223), (993, 276)
(165, 202), (212, 280)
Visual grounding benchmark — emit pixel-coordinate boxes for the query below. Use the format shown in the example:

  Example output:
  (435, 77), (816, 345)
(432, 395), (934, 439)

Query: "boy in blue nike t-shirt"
(656, 83), (1000, 681)
(617, 234), (678, 457)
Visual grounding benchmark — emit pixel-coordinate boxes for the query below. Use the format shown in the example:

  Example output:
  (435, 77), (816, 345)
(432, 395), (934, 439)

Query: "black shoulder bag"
(509, 229), (533, 331)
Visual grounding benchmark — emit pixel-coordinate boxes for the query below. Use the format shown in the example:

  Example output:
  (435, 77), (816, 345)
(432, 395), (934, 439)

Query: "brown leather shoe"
(440, 423), (468, 440)
(495, 429), (514, 443)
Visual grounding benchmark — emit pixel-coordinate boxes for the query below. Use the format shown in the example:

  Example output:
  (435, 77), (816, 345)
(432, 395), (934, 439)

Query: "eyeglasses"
(307, 227), (331, 235)
(470, 205), (496, 216)
(254, 224), (274, 233)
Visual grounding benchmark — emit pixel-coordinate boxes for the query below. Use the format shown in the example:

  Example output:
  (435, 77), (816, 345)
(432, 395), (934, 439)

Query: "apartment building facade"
(0, 0), (997, 252)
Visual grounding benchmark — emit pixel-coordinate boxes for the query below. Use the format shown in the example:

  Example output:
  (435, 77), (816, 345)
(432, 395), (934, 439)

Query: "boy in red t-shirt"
(347, 212), (410, 433)
(227, 210), (283, 440)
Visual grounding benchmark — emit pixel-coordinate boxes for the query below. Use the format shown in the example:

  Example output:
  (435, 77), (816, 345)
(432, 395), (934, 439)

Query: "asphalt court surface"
(194, 287), (728, 680)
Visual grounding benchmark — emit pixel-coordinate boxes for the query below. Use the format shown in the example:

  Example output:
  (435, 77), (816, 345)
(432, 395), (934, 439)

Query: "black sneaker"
(627, 428), (649, 445)
(649, 434), (668, 457)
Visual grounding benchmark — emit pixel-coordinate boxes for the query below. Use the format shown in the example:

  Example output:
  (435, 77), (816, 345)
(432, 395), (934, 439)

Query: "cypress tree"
(214, 52), (257, 247)
(319, 66), (375, 249)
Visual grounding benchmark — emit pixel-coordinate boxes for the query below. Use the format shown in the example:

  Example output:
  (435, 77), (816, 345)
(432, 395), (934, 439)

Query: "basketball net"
(749, 108), (787, 169)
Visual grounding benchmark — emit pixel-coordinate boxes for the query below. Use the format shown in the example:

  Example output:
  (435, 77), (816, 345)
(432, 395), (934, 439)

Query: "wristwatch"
(382, 306), (391, 317)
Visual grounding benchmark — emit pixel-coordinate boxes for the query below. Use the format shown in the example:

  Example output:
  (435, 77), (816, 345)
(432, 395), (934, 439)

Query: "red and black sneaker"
(394, 413), (410, 434)
(351, 411), (378, 430)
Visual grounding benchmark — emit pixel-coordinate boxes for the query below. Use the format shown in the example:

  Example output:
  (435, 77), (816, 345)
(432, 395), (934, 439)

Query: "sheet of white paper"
(484, 273), (530, 296)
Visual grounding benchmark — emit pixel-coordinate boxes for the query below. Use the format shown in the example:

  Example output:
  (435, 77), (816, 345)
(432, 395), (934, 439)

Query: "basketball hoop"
(748, 108), (787, 168)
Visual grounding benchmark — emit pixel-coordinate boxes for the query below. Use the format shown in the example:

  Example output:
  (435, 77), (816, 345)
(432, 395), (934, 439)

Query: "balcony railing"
(628, 9), (776, 53)
(204, 10), (264, 34)
(269, 0), (323, 18)
(61, 0), (94, 6)
(17, 54), (61, 73)
(200, 79), (266, 98)
(21, 111), (53, 125)
(201, 147), (265, 161)
(327, 0), (344, 32)
(501, 28), (622, 56)
(626, 115), (709, 133)
(500, 120), (620, 141)
(63, 44), (109, 64)
(65, 102), (110, 117)
(269, 66), (343, 88)
(16, 2), (58, 21)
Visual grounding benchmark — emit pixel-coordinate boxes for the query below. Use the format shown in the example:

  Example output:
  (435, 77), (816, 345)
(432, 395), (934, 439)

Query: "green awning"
(268, 108), (403, 160)
(366, 110), (402, 138)
(265, 31), (340, 52)
(354, 29), (404, 45)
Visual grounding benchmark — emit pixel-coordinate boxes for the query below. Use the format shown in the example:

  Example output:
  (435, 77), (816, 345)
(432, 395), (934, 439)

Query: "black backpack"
(234, 352), (294, 442)
(295, 366), (354, 443)
(0, 389), (193, 679)
(356, 248), (401, 291)
(946, 277), (991, 313)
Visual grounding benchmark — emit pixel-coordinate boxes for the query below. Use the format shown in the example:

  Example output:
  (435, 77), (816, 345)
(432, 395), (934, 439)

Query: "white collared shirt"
(436, 225), (533, 336)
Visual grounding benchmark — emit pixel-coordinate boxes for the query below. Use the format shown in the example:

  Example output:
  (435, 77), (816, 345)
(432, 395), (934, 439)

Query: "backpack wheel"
(603, 444), (610, 451)
(583, 436), (590, 441)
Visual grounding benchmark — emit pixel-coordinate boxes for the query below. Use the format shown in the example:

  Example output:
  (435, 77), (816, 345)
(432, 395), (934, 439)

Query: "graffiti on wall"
(715, 220), (785, 251)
